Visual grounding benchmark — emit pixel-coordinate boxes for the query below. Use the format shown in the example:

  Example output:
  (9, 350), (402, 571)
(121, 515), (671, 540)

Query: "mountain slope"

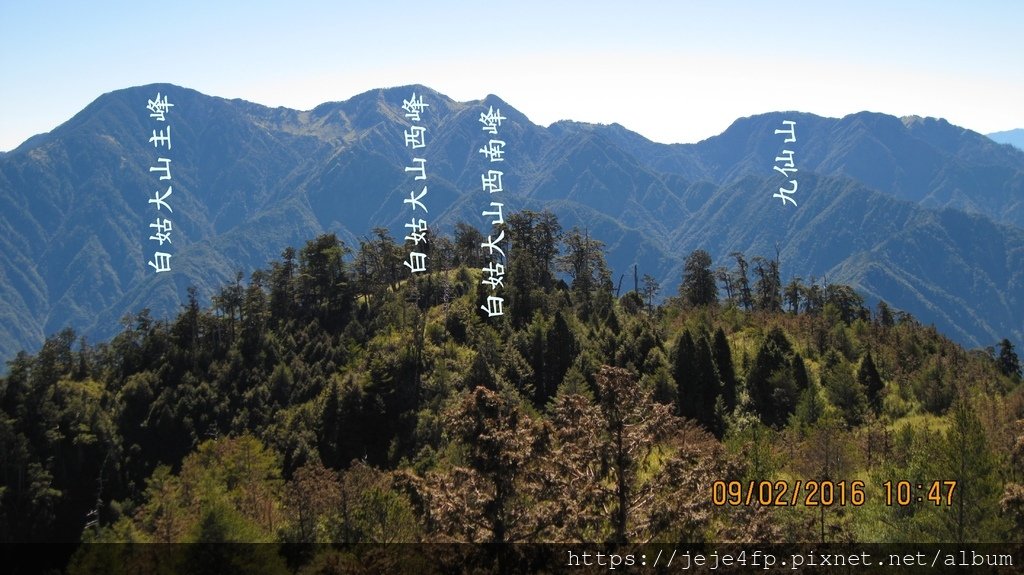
(668, 172), (1023, 346)
(586, 113), (1024, 229)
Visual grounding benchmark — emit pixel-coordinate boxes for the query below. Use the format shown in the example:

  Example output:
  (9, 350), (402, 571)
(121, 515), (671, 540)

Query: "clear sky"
(1, 1), (1021, 151)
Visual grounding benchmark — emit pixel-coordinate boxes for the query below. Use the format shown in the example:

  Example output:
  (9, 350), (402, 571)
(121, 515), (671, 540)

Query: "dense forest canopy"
(2, 211), (1022, 570)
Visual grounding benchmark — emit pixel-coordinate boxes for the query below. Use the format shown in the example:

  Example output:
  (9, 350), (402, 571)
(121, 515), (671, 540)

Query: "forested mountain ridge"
(2, 218), (1022, 573)
(1, 83), (1022, 366)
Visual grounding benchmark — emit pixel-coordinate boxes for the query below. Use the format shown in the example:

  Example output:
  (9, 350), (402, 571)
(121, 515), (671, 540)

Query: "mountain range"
(1, 83), (1022, 363)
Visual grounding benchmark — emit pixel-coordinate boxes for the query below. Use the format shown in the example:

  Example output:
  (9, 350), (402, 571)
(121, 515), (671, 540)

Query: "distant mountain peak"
(900, 114), (958, 129)
(900, 114), (925, 127)
(988, 128), (1024, 151)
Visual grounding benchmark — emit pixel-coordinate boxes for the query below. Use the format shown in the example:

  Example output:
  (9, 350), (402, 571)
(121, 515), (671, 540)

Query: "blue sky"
(1, 1), (1021, 151)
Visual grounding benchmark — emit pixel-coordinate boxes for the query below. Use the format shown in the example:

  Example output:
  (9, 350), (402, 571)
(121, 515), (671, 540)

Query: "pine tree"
(784, 277), (803, 314)
(453, 222), (485, 268)
(436, 387), (545, 544)
(825, 284), (864, 325)
(875, 300), (894, 328)
(318, 379), (365, 469)
(542, 311), (577, 403)
(712, 328), (737, 413)
(792, 352), (810, 392)
(465, 351), (498, 391)
(715, 267), (735, 305)
(746, 327), (796, 427)
(240, 272), (269, 356)
(297, 234), (353, 330)
(752, 256), (782, 312)
(505, 211), (562, 327)
(641, 274), (660, 312)
(283, 460), (341, 544)
(857, 352), (884, 414)
(997, 338), (1021, 379)
(672, 330), (697, 419)
(691, 334), (722, 433)
(790, 380), (824, 431)
(269, 247), (297, 322)
(730, 252), (754, 311)
(802, 277), (824, 315)
(547, 366), (684, 544)
(821, 351), (868, 427)
(794, 412), (857, 542)
(924, 399), (1008, 543)
(557, 227), (611, 321)
(680, 250), (718, 307)
(172, 286), (202, 371)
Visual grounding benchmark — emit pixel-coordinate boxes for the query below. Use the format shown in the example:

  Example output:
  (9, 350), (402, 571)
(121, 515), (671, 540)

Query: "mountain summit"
(0, 84), (1022, 361)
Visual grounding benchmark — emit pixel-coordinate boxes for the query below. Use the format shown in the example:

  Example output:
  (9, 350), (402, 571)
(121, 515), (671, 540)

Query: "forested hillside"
(2, 213), (1022, 572)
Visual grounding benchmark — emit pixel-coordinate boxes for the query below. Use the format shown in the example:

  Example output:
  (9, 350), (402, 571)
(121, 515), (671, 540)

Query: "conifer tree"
(641, 274), (660, 312)
(691, 334), (722, 433)
(752, 256), (782, 312)
(997, 338), (1021, 379)
(541, 311), (577, 404)
(672, 330), (697, 419)
(924, 399), (1007, 543)
(425, 387), (547, 544)
(875, 300), (894, 328)
(453, 222), (485, 268)
(821, 351), (868, 427)
(557, 227), (612, 321)
(730, 252), (754, 311)
(713, 328), (737, 413)
(857, 351), (884, 414)
(547, 366), (685, 544)
(784, 277), (803, 314)
(790, 380), (824, 431)
(792, 352), (810, 393)
(746, 327), (797, 427)
(681, 250), (718, 307)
